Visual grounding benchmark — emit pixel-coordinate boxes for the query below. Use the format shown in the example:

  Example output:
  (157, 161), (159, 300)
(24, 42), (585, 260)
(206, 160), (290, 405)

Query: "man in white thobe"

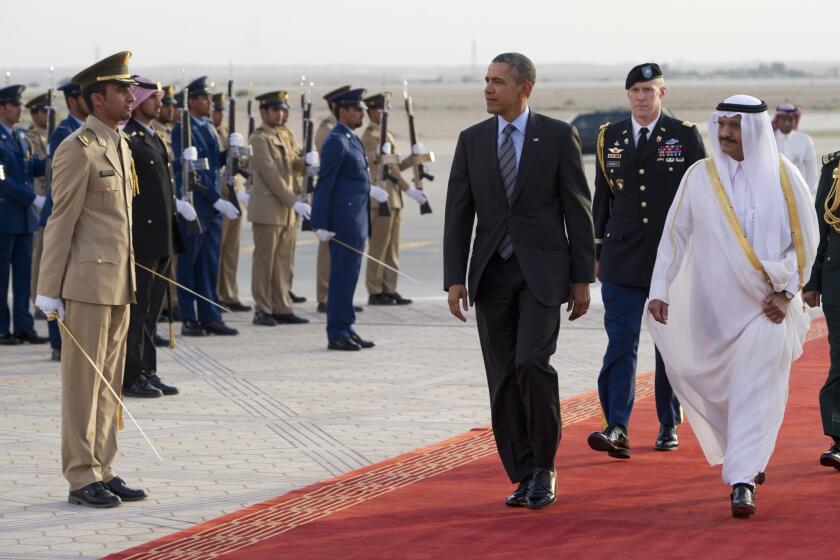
(646, 95), (818, 518)
(773, 103), (818, 195)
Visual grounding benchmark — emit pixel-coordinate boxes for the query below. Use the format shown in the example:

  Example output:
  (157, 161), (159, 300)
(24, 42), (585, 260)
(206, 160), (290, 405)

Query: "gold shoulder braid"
(825, 160), (840, 233)
(130, 157), (140, 197)
(596, 123), (615, 193)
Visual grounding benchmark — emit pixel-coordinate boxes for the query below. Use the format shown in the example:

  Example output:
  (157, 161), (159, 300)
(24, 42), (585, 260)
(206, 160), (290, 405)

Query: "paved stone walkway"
(0, 296), (655, 558)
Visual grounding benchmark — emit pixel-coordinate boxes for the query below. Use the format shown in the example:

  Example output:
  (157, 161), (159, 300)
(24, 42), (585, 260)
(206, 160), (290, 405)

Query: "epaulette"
(77, 128), (97, 147)
(821, 150), (840, 167)
(681, 120), (696, 128)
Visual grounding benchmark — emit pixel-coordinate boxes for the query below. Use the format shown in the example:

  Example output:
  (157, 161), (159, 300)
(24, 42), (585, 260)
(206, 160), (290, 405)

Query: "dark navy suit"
(310, 122), (371, 341)
(39, 114), (82, 349)
(0, 123), (44, 335)
(172, 114), (224, 323)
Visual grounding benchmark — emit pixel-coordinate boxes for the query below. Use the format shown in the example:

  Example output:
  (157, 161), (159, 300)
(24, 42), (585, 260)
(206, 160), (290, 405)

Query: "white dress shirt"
(631, 111), (661, 147)
(774, 129), (817, 194)
(497, 106), (529, 170)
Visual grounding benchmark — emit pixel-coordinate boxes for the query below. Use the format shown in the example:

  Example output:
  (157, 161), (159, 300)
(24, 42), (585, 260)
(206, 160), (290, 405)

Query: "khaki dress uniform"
(314, 114), (337, 305)
(38, 115), (137, 490)
(27, 124), (48, 305)
(248, 123), (302, 315)
(277, 124), (304, 291)
(215, 124), (245, 305)
(361, 123), (410, 295)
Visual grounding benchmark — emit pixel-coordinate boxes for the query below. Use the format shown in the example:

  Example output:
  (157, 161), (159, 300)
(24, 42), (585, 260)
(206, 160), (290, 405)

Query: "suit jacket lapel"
(484, 117), (508, 206)
(509, 111), (543, 207)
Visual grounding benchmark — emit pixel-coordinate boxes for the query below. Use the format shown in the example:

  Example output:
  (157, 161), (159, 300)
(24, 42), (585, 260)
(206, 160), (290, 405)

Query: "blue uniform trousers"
(598, 281), (680, 429)
(176, 214), (222, 323)
(326, 237), (364, 341)
(0, 233), (34, 334)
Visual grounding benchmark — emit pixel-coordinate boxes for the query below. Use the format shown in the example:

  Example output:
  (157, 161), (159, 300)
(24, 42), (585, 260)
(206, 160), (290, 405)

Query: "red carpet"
(108, 321), (834, 560)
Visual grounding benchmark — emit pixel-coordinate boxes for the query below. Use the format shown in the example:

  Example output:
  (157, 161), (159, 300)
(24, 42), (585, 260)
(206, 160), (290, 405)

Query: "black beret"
(625, 63), (663, 89)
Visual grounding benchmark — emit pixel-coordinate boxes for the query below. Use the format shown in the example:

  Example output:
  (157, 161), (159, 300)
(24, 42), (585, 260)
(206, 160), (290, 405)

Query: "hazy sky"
(6, 0), (838, 69)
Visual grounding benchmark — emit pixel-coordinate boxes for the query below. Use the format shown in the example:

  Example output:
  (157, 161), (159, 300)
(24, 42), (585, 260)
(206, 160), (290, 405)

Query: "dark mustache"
(719, 137), (737, 143)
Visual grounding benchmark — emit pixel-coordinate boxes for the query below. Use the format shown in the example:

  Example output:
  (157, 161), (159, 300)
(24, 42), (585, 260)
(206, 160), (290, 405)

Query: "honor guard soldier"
(248, 90), (313, 326)
(25, 93), (50, 317)
(589, 63), (705, 457)
(38, 81), (89, 360)
(212, 92), (250, 313)
(313, 85), (362, 314)
(0, 84), (48, 345)
(361, 92), (427, 306)
(152, 85), (177, 160)
(310, 88), (374, 350)
(172, 76), (241, 336)
(35, 51), (148, 507)
(804, 151), (840, 469)
(276, 100), (307, 304)
(122, 77), (187, 398)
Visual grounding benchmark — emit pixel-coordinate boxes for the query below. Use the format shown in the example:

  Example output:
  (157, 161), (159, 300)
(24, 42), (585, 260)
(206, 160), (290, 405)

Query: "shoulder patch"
(681, 120), (696, 128)
(822, 150), (840, 167)
(77, 128), (97, 147)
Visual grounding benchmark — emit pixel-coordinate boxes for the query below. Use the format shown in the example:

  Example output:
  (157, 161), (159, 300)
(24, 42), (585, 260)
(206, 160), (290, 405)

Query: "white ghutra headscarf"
(706, 94), (791, 264)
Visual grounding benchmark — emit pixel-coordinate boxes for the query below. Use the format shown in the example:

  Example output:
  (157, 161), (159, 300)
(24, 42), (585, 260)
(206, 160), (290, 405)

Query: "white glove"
(182, 146), (198, 162)
(33, 194), (46, 211)
(313, 229), (335, 242)
(369, 185), (389, 203)
(229, 132), (244, 147)
(213, 198), (241, 219)
(292, 201), (311, 220)
(236, 191), (250, 206)
(175, 198), (198, 221)
(381, 142), (392, 155)
(406, 186), (428, 205)
(304, 151), (320, 166)
(35, 294), (64, 321)
(411, 143), (426, 155)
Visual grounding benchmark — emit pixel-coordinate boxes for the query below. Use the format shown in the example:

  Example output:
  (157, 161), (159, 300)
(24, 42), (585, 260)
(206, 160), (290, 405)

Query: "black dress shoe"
(105, 476), (148, 502)
(820, 442), (840, 469)
(222, 301), (252, 312)
(124, 381), (163, 398)
(68, 481), (121, 508)
(328, 337), (361, 351)
(587, 424), (631, 459)
(13, 330), (49, 344)
(181, 320), (206, 337)
(317, 303), (328, 313)
(289, 291), (307, 303)
(349, 332), (374, 348)
(368, 293), (395, 305)
(526, 468), (557, 509)
(731, 484), (756, 518)
(148, 373), (179, 396)
(272, 313), (310, 324)
(51, 348), (61, 361)
(153, 334), (169, 347)
(253, 311), (278, 326)
(201, 320), (239, 336)
(505, 474), (532, 507)
(0, 332), (21, 345)
(654, 424), (679, 451)
(34, 308), (47, 321)
(354, 305), (364, 313)
(387, 292), (413, 305)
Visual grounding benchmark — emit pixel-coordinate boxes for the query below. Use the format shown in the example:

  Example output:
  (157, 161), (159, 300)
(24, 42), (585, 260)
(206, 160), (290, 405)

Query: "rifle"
(44, 67), (57, 191)
(244, 98), (254, 199)
(224, 76), (250, 215)
(180, 87), (206, 235)
(375, 92), (397, 218)
(300, 85), (315, 231)
(403, 82), (434, 215)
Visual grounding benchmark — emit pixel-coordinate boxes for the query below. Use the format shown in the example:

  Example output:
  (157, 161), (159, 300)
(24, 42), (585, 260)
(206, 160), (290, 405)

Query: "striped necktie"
(497, 123), (517, 259)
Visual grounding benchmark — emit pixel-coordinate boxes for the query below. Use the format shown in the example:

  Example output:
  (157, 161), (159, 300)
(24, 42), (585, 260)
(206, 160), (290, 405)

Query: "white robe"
(646, 156), (818, 486)
(774, 129), (818, 195)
